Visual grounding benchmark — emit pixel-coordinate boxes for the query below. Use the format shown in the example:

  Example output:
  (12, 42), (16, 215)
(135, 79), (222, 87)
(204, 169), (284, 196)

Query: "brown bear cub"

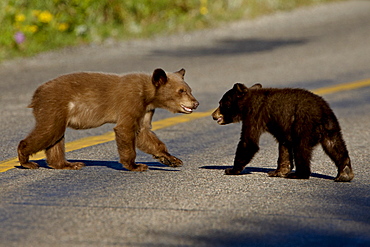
(18, 68), (199, 171)
(212, 83), (354, 182)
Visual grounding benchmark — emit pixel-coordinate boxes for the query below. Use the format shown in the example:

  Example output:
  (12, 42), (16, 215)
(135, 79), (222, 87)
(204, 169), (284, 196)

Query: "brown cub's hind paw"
(334, 166), (354, 182)
(156, 155), (183, 167)
(48, 161), (85, 170)
(62, 162), (85, 170)
(124, 163), (148, 172)
(21, 162), (39, 169)
(225, 168), (241, 175)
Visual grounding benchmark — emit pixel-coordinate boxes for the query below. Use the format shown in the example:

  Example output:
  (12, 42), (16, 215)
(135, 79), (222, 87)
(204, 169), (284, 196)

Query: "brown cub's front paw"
(334, 166), (354, 182)
(225, 168), (241, 175)
(285, 172), (310, 179)
(156, 155), (183, 167)
(21, 162), (39, 169)
(124, 163), (148, 172)
(268, 169), (290, 177)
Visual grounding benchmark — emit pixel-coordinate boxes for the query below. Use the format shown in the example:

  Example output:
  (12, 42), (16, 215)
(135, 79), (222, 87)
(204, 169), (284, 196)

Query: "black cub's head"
(212, 83), (262, 125)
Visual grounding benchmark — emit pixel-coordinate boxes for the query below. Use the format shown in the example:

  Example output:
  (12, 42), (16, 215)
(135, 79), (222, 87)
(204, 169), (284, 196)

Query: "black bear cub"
(212, 83), (354, 182)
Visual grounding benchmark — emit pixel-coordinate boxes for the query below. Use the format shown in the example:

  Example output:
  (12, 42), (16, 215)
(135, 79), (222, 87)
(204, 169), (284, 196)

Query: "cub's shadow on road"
(200, 165), (334, 180)
(16, 161), (334, 179)
(16, 160), (180, 172)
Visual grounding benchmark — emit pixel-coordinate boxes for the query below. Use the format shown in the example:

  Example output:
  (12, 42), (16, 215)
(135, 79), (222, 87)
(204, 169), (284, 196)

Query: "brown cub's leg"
(136, 110), (183, 167)
(18, 138), (40, 169)
(45, 137), (85, 170)
(137, 128), (183, 167)
(114, 124), (148, 172)
(268, 143), (293, 177)
(18, 122), (63, 169)
(17, 108), (81, 170)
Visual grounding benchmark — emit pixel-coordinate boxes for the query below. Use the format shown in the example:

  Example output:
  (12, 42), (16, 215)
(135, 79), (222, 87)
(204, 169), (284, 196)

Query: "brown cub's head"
(212, 83), (262, 125)
(152, 68), (199, 114)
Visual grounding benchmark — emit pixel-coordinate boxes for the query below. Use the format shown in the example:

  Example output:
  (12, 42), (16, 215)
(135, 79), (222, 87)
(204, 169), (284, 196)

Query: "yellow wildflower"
(200, 6), (208, 15)
(24, 25), (38, 33)
(200, 0), (208, 15)
(57, 23), (69, 32)
(15, 13), (26, 22)
(38, 10), (53, 23)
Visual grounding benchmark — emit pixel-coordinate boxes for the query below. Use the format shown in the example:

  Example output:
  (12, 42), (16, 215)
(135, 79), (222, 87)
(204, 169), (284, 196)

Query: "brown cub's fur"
(212, 83), (354, 182)
(18, 68), (199, 171)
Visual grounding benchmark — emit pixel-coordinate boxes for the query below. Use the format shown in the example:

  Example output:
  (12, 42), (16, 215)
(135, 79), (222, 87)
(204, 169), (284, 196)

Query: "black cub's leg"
(225, 138), (259, 175)
(268, 143), (293, 177)
(286, 142), (312, 179)
(321, 133), (354, 182)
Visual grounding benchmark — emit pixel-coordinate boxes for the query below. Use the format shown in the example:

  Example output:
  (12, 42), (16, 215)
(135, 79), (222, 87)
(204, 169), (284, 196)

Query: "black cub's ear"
(152, 68), (168, 87)
(250, 83), (262, 89)
(233, 83), (248, 95)
(175, 68), (186, 79)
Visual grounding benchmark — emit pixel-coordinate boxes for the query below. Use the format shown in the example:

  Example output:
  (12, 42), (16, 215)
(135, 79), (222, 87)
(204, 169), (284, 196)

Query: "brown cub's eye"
(179, 89), (185, 94)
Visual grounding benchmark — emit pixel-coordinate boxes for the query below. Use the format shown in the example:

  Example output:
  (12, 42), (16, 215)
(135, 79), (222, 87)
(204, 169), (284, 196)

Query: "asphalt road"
(1, 1), (370, 246)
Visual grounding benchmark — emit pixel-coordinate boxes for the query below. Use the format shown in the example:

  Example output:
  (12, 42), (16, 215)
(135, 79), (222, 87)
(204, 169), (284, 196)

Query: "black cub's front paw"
(225, 168), (241, 175)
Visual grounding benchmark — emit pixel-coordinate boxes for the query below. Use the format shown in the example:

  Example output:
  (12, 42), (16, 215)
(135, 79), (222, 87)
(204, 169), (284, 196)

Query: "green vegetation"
(0, 0), (343, 62)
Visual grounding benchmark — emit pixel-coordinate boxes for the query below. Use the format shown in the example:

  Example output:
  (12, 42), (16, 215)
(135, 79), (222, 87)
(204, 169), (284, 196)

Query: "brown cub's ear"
(250, 83), (262, 89)
(175, 68), (186, 79)
(152, 68), (168, 87)
(233, 83), (248, 94)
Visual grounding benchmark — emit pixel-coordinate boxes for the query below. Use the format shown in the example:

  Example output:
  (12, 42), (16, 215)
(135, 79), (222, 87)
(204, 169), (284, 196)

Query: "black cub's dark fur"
(212, 83), (354, 182)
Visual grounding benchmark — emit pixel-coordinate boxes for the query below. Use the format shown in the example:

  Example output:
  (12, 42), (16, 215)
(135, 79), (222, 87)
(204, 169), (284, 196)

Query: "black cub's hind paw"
(334, 166), (354, 182)
(268, 169), (290, 177)
(225, 168), (241, 175)
(286, 172), (310, 179)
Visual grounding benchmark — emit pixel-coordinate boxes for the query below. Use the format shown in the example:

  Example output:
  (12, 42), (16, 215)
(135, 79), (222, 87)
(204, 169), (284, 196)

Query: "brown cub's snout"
(182, 101), (199, 113)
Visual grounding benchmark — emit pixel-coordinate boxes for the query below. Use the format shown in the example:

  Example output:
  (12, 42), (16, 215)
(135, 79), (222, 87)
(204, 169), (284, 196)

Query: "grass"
(0, 0), (344, 62)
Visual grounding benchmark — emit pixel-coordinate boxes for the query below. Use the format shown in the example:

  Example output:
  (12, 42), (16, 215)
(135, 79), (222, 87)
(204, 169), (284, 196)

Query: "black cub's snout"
(211, 108), (220, 120)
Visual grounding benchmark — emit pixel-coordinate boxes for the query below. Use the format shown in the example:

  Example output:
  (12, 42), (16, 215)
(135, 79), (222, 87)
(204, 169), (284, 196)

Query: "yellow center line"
(312, 79), (370, 95)
(1, 78), (370, 172)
